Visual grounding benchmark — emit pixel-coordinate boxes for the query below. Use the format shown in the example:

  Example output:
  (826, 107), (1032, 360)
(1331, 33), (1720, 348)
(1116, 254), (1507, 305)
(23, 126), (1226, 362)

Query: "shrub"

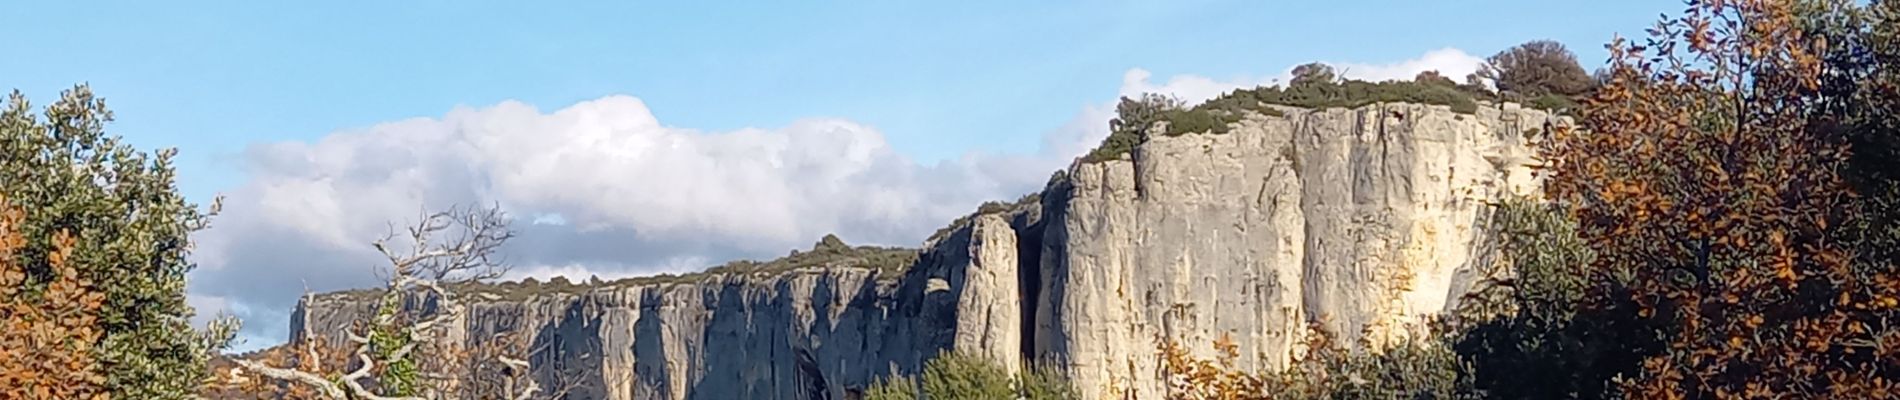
(866, 352), (1076, 400)
(1018, 362), (1078, 400)
(1444, 198), (1651, 399)
(1080, 78), (1486, 164)
(1414, 70), (1458, 87)
(920, 352), (1017, 400)
(1222, 79), (1481, 114)
(864, 375), (919, 400)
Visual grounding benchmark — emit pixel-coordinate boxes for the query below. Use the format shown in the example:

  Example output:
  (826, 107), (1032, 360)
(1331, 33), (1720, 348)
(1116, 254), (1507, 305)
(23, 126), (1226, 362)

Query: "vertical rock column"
(954, 214), (1024, 373)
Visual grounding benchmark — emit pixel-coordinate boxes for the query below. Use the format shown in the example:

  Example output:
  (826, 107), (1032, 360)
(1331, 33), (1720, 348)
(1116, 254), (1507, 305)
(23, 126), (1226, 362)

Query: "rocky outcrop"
(292, 102), (1560, 399)
(1036, 102), (1553, 398)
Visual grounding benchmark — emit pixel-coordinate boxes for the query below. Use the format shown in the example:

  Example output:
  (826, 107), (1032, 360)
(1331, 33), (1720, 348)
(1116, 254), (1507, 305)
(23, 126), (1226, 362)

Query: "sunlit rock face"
(293, 102), (1561, 400)
(1036, 102), (1553, 398)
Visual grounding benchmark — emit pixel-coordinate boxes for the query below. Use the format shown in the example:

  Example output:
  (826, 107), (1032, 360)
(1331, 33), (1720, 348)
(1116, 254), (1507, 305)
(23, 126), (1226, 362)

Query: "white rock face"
(953, 214), (1024, 374)
(1037, 103), (1555, 399)
(291, 102), (1559, 400)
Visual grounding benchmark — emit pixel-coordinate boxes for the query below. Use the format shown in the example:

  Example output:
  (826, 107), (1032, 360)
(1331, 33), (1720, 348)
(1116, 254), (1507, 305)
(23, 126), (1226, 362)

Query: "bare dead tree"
(235, 204), (547, 400)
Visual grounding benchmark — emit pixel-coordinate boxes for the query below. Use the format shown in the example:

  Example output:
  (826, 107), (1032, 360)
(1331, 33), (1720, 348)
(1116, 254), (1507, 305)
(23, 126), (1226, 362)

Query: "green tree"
(0, 85), (228, 398)
(1480, 40), (1595, 97)
(1083, 93), (1183, 162)
(1289, 62), (1337, 87)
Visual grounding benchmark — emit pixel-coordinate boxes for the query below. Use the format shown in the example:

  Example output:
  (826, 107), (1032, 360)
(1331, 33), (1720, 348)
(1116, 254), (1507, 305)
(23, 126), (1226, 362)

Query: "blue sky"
(2, 1), (1665, 349)
(7, 0), (1658, 204)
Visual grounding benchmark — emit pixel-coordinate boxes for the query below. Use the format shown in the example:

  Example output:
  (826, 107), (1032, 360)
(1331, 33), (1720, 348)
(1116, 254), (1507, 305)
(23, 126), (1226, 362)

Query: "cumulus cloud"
(190, 96), (1068, 349)
(189, 47), (1484, 351)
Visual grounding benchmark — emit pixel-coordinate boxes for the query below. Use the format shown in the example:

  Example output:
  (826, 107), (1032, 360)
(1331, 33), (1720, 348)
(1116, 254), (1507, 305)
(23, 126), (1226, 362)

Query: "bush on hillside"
(1080, 78), (1487, 164)
(920, 352), (1017, 400)
(864, 375), (919, 400)
(1159, 328), (1464, 400)
(1415, 70), (1458, 87)
(863, 352), (1077, 400)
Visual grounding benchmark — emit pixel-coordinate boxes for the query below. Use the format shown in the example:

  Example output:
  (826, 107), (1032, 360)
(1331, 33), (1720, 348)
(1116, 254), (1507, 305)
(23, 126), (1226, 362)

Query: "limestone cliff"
(1035, 102), (1554, 398)
(291, 102), (1562, 399)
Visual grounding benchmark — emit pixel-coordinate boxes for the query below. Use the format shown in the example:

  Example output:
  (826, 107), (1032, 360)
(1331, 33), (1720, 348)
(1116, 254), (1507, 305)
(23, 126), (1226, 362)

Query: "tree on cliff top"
(1290, 62), (1338, 87)
(1481, 40), (1595, 97)
(0, 86), (233, 398)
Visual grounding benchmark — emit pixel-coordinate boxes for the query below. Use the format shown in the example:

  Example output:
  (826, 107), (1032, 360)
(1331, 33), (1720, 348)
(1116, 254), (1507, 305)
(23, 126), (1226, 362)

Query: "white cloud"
(190, 96), (1066, 350)
(1331, 48), (1486, 83)
(189, 47), (1484, 351)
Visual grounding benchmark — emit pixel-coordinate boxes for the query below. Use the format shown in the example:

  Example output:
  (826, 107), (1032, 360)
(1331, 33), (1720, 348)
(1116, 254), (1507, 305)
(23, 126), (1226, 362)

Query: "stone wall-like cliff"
(1035, 102), (1553, 398)
(291, 102), (1561, 399)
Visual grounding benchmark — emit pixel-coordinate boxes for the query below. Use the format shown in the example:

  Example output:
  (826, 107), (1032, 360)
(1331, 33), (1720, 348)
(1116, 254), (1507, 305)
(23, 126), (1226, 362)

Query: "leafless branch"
(239, 203), (540, 399)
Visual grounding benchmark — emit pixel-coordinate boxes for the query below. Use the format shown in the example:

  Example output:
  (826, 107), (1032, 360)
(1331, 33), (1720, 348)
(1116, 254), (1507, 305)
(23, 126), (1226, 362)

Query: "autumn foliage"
(1157, 1), (1900, 398)
(0, 194), (109, 400)
(1543, 0), (1900, 397)
(1158, 326), (1462, 400)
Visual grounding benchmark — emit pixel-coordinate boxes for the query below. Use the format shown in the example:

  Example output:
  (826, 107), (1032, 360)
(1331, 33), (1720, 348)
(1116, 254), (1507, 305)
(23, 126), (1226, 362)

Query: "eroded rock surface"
(292, 102), (1560, 399)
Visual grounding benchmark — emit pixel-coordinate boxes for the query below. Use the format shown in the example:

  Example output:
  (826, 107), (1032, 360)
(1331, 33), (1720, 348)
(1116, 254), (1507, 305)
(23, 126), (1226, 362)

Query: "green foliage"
(1455, 199), (1593, 322)
(1225, 79), (1481, 114)
(1480, 40), (1596, 97)
(1083, 93), (1184, 163)
(0, 85), (221, 398)
(920, 352), (1017, 400)
(368, 297), (420, 396)
(1290, 62), (1338, 87)
(1444, 198), (1651, 399)
(864, 374), (919, 400)
(1081, 77), (1486, 164)
(1414, 70), (1459, 87)
(1279, 336), (1466, 400)
(1018, 362), (1077, 400)
(868, 352), (1075, 400)
(1823, 0), (1900, 271)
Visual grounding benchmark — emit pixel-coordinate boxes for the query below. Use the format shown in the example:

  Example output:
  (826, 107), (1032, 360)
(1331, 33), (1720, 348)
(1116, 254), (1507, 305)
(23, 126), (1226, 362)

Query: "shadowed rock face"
(292, 102), (1561, 400)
